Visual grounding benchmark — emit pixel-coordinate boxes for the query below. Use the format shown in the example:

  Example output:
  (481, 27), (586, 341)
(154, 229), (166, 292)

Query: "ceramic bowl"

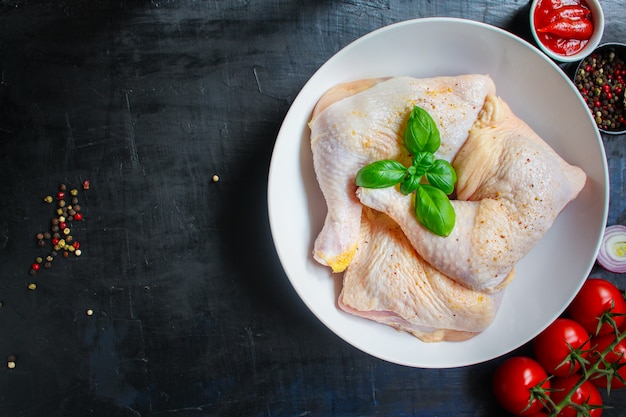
(529, 0), (604, 63)
(268, 18), (609, 368)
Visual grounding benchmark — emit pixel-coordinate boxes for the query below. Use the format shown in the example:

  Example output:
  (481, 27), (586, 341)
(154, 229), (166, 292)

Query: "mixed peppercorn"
(28, 180), (90, 280)
(575, 46), (626, 132)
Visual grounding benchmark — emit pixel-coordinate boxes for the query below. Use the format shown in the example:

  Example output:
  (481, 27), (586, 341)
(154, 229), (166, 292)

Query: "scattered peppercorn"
(86, 309), (93, 316)
(575, 47), (626, 132)
(27, 283), (36, 290)
(212, 174), (220, 183)
(30, 181), (90, 276)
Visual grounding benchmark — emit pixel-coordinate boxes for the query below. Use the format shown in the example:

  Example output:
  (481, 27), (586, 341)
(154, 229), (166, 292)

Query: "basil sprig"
(355, 106), (456, 237)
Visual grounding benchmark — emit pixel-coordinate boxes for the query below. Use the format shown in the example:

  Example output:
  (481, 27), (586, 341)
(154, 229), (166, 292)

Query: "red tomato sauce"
(533, 0), (593, 56)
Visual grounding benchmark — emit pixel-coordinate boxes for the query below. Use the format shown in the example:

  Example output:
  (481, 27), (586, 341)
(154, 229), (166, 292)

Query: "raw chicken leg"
(310, 75), (496, 272)
(339, 208), (504, 342)
(357, 95), (586, 293)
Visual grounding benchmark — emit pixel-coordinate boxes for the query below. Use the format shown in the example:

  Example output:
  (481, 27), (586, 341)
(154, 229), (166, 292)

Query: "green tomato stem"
(548, 316), (626, 416)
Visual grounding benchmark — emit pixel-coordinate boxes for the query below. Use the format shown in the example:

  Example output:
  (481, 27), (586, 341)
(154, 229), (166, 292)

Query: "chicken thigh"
(339, 208), (504, 342)
(310, 75), (496, 272)
(357, 94), (586, 293)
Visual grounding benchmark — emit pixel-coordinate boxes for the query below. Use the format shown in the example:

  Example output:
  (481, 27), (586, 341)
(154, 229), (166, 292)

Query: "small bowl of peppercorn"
(573, 43), (626, 135)
(529, 0), (604, 63)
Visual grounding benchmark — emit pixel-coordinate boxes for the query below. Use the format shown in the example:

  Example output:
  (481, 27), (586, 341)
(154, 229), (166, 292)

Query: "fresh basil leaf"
(400, 174), (421, 195)
(425, 159), (457, 195)
(355, 160), (407, 188)
(412, 151), (434, 175)
(414, 184), (456, 237)
(404, 106), (441, 155)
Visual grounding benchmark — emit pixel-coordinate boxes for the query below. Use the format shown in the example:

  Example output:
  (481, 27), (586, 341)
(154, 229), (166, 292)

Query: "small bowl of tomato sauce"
(530, 0), (604, 63)
(573, 43), (626, 134)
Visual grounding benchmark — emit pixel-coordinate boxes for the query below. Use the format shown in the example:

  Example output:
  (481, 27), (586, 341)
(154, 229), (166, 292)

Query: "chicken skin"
(339, 208), (504, 342)
(310, 74), (496, 272)
(310, 76), (585, 341)
(357, 94), (586, 293)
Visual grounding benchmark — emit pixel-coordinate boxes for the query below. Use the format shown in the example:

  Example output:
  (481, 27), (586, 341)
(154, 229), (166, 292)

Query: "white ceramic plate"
(267, 18), (609, 368)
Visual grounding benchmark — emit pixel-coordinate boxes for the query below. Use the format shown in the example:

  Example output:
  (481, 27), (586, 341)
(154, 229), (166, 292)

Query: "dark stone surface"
(0, 1), (624, 416)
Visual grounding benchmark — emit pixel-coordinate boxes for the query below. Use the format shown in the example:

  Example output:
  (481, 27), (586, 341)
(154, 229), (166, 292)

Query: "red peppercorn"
(31, 263), (40, 271)
(59, 222), (67, 230)
(82, 180), (90, 190)
(72, 241), (80, 249)
(57, 191), (65, 200)
(51, 237), (60, 245)
(74, 213), (83, 221)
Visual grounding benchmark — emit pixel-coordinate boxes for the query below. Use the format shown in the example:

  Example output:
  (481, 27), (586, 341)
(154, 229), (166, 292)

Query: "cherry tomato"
(533, 318), (590, 377)
(550, 375), (603, 417)
(567, 278), (626, 336)
(493, 356), (550, 416)
(589, 333), (626, 389)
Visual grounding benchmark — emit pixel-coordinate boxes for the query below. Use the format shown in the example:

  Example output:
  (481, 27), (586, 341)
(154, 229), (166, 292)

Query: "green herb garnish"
(355, 106), (456, 237)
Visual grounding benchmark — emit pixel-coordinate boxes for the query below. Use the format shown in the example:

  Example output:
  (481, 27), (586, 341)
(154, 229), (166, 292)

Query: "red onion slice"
(597, 225), (626, 273)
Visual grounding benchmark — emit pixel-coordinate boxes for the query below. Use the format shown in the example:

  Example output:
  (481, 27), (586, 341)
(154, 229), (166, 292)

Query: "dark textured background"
(0, 1), (624, 416)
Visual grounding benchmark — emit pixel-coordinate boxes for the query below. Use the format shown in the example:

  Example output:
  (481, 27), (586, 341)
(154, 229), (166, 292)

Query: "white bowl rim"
(267, 16), (610, 368)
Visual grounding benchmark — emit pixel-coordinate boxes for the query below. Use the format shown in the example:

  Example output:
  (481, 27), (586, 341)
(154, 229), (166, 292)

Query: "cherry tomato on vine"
(550, 375), (603, 417)
(533, 318), (590, 377)
(567, 278), (626, 336)
(589, 333), (626, 389)
(492, 356), (550, 416)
